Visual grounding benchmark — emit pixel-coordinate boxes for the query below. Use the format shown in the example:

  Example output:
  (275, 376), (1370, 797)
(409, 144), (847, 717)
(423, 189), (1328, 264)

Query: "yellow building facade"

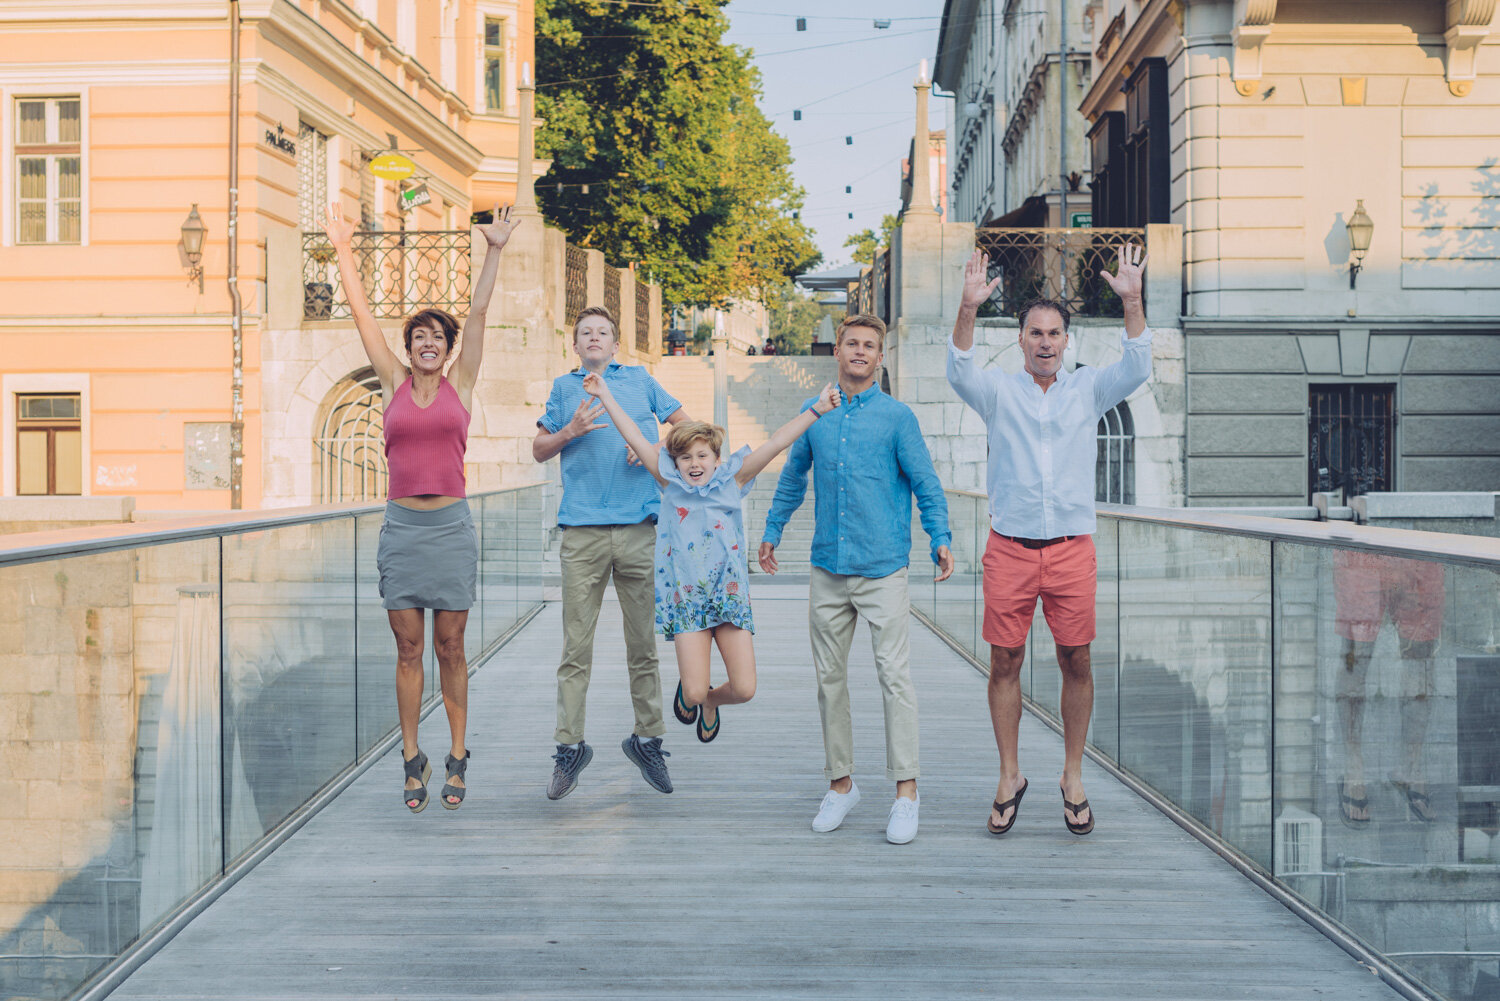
(0, 0), (540, 514)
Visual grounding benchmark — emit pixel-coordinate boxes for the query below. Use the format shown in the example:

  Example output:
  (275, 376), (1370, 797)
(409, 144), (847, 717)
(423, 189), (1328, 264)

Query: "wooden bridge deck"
(111, 584), (1398, 1000)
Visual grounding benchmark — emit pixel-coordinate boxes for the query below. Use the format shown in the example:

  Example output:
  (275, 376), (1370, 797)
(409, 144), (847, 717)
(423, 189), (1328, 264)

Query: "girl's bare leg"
(703, 624), (758, 727)
(673, 630), (714, 709)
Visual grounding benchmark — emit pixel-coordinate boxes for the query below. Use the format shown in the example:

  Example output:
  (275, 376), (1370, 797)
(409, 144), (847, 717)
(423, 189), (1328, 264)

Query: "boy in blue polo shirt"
(534, 306), (689, 799)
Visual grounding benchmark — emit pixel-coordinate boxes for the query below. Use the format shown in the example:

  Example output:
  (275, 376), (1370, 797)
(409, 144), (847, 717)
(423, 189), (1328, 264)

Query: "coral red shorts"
(982, 532), (1097, 648)
(1333, 550), (1445, 644)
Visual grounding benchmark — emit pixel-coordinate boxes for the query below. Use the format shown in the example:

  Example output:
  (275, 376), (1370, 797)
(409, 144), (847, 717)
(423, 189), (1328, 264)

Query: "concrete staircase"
(653, 356), (839, 575)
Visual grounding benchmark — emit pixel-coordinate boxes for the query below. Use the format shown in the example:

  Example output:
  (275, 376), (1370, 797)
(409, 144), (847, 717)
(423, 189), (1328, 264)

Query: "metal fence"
(564, 244), (588, 325)
(635, 280), (650, 354)
(872, 249), (891, 322)
(847, 267), (874, 317)
(971, 227), (1146, 317)
(301, 231), (472, 320)
(603, 264), (621, 325)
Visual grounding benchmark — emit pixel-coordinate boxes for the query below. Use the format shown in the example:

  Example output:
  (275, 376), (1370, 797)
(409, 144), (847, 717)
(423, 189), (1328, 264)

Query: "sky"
(722, 0), (948, 270)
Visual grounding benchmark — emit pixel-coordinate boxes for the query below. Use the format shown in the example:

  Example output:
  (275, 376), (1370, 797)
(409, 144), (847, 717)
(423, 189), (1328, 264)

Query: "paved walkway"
(112, 584), (1399, 1000)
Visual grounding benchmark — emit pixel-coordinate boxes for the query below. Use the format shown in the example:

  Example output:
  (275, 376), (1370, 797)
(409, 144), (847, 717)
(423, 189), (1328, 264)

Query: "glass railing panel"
(354, 512), (396, 756)
(220, 519), (356, 862)
(1093, 518), (1121, 759)
(1031, 605), (1060, 717)
(516, 484), (546, 613)
(1118, 520), (1273, 869)
(0, 540), (218, 1001)
(464, 501), (485, 668)
(933, 493), (980, 659)
(1274, 544), (1500, 1001)
(481, 491), (516, 645)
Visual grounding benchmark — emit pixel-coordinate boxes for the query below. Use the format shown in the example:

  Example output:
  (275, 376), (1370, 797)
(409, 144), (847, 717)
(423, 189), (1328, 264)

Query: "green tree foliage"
(535, 0), (821, 308)
(842, 214), (901, 265)
(765, 280), (842, 355)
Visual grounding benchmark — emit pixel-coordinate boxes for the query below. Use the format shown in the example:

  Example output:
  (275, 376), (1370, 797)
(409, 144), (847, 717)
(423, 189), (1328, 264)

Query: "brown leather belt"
(999, 534), (1075, 550)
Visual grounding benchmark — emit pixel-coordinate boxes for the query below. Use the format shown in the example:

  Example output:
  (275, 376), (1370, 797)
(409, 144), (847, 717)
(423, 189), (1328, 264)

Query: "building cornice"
(1080, 0), (1183, 120)
(932, 0), (980, 92)
(257, 1), (483, 175)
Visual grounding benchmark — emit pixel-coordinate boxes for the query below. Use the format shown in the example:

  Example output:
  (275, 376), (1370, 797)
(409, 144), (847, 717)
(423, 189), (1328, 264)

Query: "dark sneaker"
(621, 735), (673, 794)
(547, 741), (594, 800)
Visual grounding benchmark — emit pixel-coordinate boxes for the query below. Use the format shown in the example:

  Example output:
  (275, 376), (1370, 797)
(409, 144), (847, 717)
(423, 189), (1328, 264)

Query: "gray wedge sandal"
(441, 750), (470, 810)
(403, 750), (431, 813)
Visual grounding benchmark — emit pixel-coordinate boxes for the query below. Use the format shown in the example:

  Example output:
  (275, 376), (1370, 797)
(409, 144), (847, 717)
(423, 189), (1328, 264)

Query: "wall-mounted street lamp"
(1346, 199), (1373, 289)
(180, 204), (207, 292)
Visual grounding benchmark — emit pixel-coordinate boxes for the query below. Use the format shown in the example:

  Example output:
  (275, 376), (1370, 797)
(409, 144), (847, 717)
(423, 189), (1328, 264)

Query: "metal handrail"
(946, 492), (1500, 568)
(0, 483), (547, 568)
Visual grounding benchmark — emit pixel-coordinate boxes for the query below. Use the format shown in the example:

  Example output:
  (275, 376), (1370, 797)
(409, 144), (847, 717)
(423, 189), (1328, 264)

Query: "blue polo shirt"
(764, 382), (951, 578)
(539, 362), (682, 526)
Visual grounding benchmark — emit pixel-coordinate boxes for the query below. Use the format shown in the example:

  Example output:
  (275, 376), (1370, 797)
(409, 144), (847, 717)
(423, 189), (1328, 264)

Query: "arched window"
(1096, 400), (1134, 504)
(316, 369), (386, 503)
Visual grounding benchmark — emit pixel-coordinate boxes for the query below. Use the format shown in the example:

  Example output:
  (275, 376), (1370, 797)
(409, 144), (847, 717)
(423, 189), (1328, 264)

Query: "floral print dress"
(654, 445), (756, 639)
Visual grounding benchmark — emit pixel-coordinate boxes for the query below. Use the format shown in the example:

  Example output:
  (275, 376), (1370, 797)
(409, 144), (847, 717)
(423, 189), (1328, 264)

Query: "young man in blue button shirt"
(534, 306), (690, 799)
(947, 245), (1151, 837)
(760, 314), (954, 844)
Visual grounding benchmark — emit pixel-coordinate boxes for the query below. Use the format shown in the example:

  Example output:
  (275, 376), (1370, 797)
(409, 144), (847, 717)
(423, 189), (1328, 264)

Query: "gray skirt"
(376, 500), (478, 611)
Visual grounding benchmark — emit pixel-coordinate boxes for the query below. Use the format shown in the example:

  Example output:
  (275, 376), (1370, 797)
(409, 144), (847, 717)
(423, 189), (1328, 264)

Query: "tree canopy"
(535, 0), (821, 308)
(842, 213), (901, 266)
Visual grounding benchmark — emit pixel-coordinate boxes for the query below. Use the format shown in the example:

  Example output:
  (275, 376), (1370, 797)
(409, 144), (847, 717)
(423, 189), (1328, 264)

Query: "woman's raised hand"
(581, 371), (612, 401)
(323, 203), (356, 247)
(478, 202), (522, 250)
(813, 382), (841, 416)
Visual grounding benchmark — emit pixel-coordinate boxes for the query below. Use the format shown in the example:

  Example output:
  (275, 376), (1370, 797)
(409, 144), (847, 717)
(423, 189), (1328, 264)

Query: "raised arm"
(324, 203), (403, 391)
(1098, 241), (1148, 339)
(952, 248), (1002, 352)
(450, 203), (522, 399)
(582, 372), (669, 488)
(736, 383), (839, 488)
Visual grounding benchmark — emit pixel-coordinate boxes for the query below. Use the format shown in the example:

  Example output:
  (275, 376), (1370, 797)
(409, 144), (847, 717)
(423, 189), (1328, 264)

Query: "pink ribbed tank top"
(384, 377), (469, 499)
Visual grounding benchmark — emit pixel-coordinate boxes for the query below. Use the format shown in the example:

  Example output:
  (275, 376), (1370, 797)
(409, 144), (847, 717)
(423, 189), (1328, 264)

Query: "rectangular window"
(484, 17), (506, 113)
(14, 96), (82, 244)
(1308, 384), (1395, 501)
(298, 121), (329, 233)
(16, 393), (82, 495)
(1123, 59), (1169, 226)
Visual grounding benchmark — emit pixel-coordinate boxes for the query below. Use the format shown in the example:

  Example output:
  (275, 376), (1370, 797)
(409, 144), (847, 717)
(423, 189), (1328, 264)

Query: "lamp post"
(180, 204), (207, 292)
(1346, 200), (1373, 289)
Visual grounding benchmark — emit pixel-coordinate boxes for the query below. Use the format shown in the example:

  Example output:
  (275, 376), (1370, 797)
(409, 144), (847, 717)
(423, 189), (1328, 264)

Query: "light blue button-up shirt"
(539, 361), (681, 526)
(763, 383), (951, 579)
(947, 330), (1153, 539)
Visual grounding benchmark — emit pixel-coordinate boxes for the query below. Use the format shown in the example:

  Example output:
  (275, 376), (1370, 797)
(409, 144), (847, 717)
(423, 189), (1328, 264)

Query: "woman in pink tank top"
(324, 201), (521, 814)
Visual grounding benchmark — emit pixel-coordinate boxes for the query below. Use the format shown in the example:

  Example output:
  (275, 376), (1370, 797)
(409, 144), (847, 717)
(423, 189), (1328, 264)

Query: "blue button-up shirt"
(539, 362), (682, 526)
(946, 329), (1153, 539)
(763, 383), (951, 579)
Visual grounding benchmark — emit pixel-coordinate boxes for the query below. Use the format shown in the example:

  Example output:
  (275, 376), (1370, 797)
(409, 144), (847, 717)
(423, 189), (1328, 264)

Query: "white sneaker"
(812, 782), (861, 832)
(886, 793), (920, 844)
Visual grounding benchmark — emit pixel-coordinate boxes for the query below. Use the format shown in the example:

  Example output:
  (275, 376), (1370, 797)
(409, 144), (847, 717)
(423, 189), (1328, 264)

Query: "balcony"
(1, 494), (1496, 1000)
(301, 231), (473, 320)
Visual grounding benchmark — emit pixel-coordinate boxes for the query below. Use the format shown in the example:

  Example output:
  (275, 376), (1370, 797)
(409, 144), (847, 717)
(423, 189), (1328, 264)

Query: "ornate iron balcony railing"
(972, 227), (1146, 318)
(301, 230), (472, 320)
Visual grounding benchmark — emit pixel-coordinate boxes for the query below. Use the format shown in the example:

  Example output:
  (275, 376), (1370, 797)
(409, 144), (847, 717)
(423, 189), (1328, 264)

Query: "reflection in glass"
(221, 520), (356, 861)
(1118, 521), (1272, 868)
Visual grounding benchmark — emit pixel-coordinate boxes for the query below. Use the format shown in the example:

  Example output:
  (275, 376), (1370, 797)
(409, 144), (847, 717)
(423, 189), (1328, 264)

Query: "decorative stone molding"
(1231, 0), (1277, 97)
(1446, 0), (1496, 96)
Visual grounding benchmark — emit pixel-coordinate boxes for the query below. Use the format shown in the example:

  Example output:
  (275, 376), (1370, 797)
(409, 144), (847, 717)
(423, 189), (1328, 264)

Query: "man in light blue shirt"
(761, 314), (953, 844)
(534, 306), (689, 800)
(947, 246), (1152, 837)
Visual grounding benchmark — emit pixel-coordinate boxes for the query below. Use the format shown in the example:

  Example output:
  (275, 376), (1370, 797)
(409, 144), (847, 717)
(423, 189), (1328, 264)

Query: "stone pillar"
(618, 268), (637, 362)
(713, 310), (729, 435)
(584, 249), (605, 313)
(908, 63), (937, 218)
(648, 284), (663, 359)
(515, 63), (538, 216)
(1144, 223), (1183, 330)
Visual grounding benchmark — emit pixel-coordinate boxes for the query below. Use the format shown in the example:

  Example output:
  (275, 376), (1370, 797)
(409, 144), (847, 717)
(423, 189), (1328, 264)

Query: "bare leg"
(1398, 637), (1436, 819)
(434, 609), (470, 802)
(1057, 642), (1093, 828)
(389, 609), (427, 795)
(703, 624), (758, 728)
(1336, 638), (1374, 821)
(988, 644), (1026, 828)
(673, 630), (713, 710)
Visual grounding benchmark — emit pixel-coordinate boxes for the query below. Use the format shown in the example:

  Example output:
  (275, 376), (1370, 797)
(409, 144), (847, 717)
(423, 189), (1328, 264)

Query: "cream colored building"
(0, 0), (660, 520)
(1082, 0), (1500, 503)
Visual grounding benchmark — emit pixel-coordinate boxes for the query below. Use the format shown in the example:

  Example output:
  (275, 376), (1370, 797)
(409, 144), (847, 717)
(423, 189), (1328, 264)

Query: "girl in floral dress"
(582, 372), (841, 742)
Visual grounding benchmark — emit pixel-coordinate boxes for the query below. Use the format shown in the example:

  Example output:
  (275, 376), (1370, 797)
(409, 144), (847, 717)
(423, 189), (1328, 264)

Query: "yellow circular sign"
(368, 152), (416, 180)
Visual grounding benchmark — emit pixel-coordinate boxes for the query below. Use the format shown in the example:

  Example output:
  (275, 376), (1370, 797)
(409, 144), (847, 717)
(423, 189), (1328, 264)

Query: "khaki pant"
(555, 522), (664, 744)
(809, 566), (918, 782)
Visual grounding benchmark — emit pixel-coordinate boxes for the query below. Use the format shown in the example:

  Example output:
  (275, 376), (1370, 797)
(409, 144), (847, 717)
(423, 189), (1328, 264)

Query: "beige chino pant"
(555, 522), (665, 744)
(809, 566), (919, 782)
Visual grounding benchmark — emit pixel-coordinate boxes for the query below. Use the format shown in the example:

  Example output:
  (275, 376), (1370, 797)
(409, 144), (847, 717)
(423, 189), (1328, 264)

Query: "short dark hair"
(403, 308), (460, 354)
(1017, 298), (1071, 333)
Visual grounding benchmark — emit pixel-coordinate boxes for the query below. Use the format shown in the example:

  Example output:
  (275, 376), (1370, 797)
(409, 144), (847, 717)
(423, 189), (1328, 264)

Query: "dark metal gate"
(1307, 384), (1395, 501)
